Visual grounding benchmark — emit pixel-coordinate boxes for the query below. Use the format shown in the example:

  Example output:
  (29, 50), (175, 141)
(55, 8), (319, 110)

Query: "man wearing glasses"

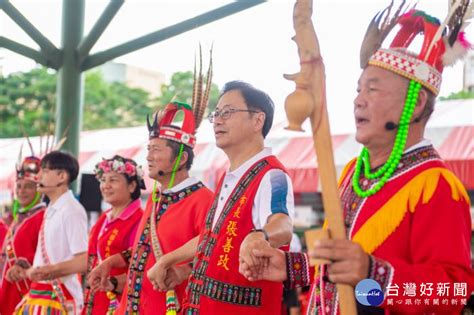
(152, 81), (294, 314)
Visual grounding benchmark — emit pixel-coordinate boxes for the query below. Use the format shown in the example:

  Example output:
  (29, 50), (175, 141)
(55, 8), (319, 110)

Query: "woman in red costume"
(82, 155), (145, 315)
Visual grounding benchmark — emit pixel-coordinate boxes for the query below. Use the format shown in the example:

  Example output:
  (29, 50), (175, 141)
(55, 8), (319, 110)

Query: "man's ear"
(179, 151), (189, 169)
(254, 112), (266, 134)
(58, 170), (69, 185)
(413, 88), (428, 119)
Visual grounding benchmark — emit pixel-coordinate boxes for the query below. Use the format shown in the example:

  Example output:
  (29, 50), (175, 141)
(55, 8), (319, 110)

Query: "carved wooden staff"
(283, 0), (357, 313)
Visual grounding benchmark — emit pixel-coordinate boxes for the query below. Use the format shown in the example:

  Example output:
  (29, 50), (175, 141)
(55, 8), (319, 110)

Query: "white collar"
(48, 190), (74, 211)
(226, 147), (273, 179)
(405, 139), (432, 153)
(163, 176), (200, 193)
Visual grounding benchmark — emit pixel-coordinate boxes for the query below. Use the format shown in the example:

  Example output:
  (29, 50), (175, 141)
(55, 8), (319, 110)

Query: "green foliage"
(0, 68), (152, 138)
(82, 71), (151, 130)
(0, 68), (219, 138)
(151, 70), (219, 113)
(439, 90), (474, 100)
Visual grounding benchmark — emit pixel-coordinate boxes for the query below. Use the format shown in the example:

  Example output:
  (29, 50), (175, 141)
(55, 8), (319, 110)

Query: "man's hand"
(152, 264), (192, 291)
(240, 247), (287, 282)
(28, 264), (58, 282)
(87, 260), (112, 293)
(310, 239), (369, 287)
(239, 231), (271, 277)
(147, 255), (172, 291)
(5, 265), (28, 282)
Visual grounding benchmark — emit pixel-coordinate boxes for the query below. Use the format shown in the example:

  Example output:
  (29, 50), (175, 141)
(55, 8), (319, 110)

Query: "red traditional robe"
(82, 199), (143, 315)
(304, 145), (473, 315)
(116, 181), (213, 315)
(0, 204), (45, 315)
(184, 156), (288, 315)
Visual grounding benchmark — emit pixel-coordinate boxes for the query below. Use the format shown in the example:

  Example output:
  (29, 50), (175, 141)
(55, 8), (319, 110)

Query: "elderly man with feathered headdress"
(87, 53), (215, 315)
(239, 1), (473, 314)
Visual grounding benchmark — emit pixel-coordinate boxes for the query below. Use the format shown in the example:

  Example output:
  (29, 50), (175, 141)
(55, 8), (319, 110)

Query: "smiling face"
(15, 178), (38, 207)
(354, 66), (409, 148)
(99, 171), (134, 207)
(213, 90), (265, 150)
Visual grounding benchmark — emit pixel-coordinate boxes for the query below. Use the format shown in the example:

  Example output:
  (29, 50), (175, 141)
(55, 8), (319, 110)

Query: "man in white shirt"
(150, 81), (295, 314)
(15, 151), (88, 314)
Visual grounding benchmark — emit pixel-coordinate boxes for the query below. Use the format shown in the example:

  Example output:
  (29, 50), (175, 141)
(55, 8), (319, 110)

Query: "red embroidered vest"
(185, 156), (287, 315)
(116, 182), (213, 315)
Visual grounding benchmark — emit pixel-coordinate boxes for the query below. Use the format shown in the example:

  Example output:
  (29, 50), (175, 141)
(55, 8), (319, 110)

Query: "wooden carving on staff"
(283, 0), (357, 313)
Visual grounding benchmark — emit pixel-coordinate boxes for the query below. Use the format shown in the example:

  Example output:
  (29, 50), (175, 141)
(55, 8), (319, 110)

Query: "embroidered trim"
(125, 182), (204, 313)
(347, 145), (441, 239)
(83, 254), (98, 315)
(284, 252), (310, 289)
(368, 255), (394, 299)
(187, 160), (268, 310)
(188, 275), (262, 307)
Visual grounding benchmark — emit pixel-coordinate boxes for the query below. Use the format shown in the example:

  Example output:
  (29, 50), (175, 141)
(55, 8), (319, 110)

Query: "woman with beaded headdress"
(240, 1), (473, 314)
(87, 51), (215, 315)
(0, 154), (46, 315)
(82, 155), (145, 315)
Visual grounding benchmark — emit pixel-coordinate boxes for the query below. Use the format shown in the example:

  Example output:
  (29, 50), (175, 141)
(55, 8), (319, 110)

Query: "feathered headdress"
(16, 119), (67, 181)
(147, 46), (213, 148)
(360, 0), (473, 95)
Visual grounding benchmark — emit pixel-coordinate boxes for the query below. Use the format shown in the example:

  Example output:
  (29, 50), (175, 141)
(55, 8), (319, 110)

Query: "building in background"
(97, 61), (165, 97)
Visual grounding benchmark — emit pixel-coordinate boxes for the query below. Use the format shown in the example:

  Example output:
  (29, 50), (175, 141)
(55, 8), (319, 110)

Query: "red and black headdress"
(361, 0), (473, 95)
(147, 48), (213, 148)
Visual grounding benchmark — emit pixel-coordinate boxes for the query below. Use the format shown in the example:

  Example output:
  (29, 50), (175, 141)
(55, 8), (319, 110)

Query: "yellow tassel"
(353, 168), (469, 254)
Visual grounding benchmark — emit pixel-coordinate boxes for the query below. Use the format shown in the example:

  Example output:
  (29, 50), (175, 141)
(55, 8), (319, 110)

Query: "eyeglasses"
(207, 108), (260, 123)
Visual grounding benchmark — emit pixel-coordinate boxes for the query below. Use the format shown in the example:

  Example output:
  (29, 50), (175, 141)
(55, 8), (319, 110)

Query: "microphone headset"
(38, 182), (64, 188)
(384, 109), (432, 131)
(384, 116), (421, 131)
(157, 165), (185, 177)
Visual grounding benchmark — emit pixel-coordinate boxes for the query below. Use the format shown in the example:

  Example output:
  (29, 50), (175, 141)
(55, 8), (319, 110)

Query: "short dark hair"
(220, 81), (274, 138)
(127, 176), (142, 200)
(165, 140), (194, 171)
(41, 151), (79, 184)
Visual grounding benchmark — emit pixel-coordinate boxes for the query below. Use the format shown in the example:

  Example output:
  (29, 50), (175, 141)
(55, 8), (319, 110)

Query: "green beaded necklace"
(352, 80), (422, 198)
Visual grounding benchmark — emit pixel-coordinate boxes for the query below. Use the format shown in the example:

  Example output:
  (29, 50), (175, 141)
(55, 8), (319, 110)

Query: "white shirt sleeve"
(252, 169), (295, 229)
(64, 203), (88, 255)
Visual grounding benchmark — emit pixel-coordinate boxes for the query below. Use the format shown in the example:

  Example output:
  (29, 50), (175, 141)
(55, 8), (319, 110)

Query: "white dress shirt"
(33, 190), (88, 313)
(212, 148), (295, 229)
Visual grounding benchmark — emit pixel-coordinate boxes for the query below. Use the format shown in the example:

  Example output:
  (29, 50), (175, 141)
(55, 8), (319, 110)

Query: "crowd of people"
(0, 4), (473, 315)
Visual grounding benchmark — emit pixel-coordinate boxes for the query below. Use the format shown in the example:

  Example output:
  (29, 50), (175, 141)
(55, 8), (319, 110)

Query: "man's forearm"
(263, 213), (293, 248)
(163, 236), (199, 265)
(52, 252), (88, 278)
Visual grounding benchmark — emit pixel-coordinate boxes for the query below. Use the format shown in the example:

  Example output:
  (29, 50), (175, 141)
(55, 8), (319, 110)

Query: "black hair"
(219, 80), (275, 138)
(165, 140), (194, 171)
(41, 151), (79, 184)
